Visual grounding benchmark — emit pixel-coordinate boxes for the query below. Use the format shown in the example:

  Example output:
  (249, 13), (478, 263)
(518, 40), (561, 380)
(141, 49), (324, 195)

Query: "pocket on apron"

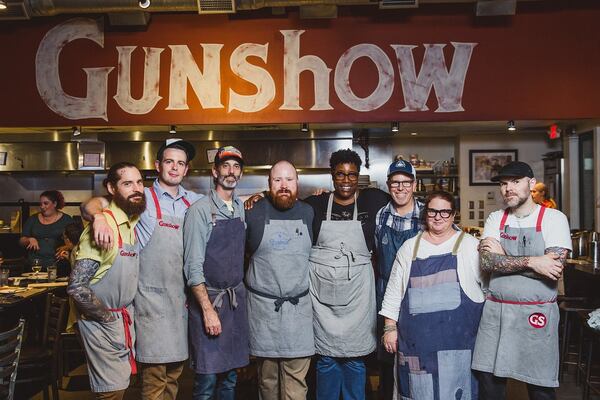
(517, 303), (555, 339)
(407, 282), (461, 315)
(136, 284), (166, 319)
(408, 371), (434, 400)
(311, 266), (353, 306)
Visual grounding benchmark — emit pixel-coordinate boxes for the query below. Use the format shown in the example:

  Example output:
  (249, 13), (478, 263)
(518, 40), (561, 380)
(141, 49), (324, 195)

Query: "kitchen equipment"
(572, 231), (590, 258)
(587, 240), (599, 264)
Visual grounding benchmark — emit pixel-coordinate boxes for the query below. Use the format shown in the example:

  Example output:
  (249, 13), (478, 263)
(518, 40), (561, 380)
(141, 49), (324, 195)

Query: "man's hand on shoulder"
(92, 213), (114, 251)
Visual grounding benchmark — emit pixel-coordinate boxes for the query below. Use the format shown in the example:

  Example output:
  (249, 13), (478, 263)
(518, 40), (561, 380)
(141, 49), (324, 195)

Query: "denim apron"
(396, 231), (483, 400)
(246, 202), (314, 357)
(135, 187), (190, 363)
(472, 206), (559, 387)
(77, 210), (140, 393)
(188, 200), (249, 374)
(309, 193), (376, 357)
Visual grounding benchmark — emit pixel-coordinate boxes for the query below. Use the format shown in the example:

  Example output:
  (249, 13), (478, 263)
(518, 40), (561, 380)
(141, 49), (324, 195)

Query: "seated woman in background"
(531, 182), (557, 209)
(380, 190), (486, 400)
(19, 190), (73, 270)
(55, 218), (84, 277)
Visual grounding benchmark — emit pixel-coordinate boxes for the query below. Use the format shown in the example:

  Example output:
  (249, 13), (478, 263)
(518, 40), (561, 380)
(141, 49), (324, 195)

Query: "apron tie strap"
(335, 242), (355, 280)
(207, 281), (243, 310)
(246, 284), (310, 312)
(108, 306), (137, 375)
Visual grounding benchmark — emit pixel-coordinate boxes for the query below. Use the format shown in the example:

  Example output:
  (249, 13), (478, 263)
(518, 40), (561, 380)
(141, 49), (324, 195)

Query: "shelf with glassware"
(411, 172), (460, 224)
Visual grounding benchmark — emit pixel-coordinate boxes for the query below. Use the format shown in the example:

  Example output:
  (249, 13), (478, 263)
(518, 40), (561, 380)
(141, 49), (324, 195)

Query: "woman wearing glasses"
(379, 190), (486, 400)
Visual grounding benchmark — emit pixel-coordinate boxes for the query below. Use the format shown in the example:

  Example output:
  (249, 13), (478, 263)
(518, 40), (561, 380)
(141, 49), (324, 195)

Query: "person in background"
(245, 160), (315, 400)
(380, 190), (485, 400)
(374, 159), (423, 399)
(531, 182), (557, 209)
(184, 146), (249, 400)
(20, 190), (73, 269)
(472, 161), (571, 400)
(55, 219), (84, 277)
(67, 162), (146, 400)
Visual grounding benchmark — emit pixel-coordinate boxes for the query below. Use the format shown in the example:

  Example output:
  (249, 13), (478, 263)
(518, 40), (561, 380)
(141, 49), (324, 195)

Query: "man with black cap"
(472, 161), (571, 400)
(82, 139), (202, 400)
(183, 146), (249, 400)
(374, 159), (422, 399)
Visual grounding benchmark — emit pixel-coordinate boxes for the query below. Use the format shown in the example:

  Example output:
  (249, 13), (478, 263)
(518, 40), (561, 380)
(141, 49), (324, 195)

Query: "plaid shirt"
(374, 198), (423, 249)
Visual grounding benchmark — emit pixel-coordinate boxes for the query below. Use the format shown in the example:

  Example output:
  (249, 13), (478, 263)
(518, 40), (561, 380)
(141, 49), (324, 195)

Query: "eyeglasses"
(388, 180), (414, 189)
(333, 172), (359, 182)
(426, 208), (453, 219)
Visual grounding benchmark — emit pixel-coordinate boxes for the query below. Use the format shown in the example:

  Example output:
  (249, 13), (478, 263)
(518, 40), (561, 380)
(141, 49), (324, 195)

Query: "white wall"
(458, 132), (561, 228)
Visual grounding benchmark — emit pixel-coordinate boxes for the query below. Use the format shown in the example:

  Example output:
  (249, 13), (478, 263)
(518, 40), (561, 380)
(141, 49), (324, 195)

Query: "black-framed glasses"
(426, 208), (453, 218)
(388, 180), (414, 189)
(333, 172), (359, 182)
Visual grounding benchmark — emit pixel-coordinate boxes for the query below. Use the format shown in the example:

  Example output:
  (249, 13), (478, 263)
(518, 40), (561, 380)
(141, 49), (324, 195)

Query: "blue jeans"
(315, 356), (366, 400)
(192, 370), (237, 400)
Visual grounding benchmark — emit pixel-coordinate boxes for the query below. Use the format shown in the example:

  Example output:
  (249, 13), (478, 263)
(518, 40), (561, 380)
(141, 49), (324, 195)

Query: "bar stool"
(579, 310), (600, 400)
(558, 296), (591, 381)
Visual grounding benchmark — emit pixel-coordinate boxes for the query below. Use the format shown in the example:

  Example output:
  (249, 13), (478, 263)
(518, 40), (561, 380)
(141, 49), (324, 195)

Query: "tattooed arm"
(67, 258), (115, 323)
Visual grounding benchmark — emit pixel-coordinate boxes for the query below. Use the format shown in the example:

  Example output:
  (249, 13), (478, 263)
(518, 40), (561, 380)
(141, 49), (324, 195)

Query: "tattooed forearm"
(546, 247), (569, 266)
(67, 259), (114, 323)
(480, 250), (530, 274)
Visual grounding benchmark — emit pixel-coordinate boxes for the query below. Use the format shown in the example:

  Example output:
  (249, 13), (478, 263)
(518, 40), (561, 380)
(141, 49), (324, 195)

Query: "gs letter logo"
(528, 312), (547, 329)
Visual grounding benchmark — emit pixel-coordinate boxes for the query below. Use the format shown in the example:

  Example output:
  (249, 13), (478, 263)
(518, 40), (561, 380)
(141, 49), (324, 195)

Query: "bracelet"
(383, 324), (397, 333)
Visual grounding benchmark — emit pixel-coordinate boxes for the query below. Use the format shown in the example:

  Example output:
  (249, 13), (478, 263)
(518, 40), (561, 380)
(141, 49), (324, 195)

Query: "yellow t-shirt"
(76, 201), (139, 284)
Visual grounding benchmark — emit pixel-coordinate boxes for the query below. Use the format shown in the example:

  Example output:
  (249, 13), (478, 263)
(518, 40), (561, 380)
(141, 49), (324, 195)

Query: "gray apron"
(134, 187), (190, 363)
(309, 193), (377, 357)
(246, 202), (314, 358)
(472, 206), (560, 387)
(77, 210), (140, 393)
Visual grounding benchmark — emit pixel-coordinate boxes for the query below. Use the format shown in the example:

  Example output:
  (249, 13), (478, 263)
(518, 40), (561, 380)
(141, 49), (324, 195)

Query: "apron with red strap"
(77, 209), (140, 393)
(472, 206), (560, 387)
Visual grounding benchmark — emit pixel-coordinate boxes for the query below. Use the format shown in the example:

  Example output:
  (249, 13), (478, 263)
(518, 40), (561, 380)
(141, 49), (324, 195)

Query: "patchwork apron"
(309, 193), (376, 357)
(188, 201), (249, 374)
(77, 210), (139, 393)
(472, 206), (560, 387)
(135, 187), (190, 363)
(375, 216), (420, 362)
(246, 203), (314, 357)
(396, 231), (483, 400)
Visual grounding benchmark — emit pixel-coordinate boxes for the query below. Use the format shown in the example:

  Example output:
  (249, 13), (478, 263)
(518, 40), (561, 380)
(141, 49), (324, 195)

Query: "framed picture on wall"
(469, 149), (518, 186)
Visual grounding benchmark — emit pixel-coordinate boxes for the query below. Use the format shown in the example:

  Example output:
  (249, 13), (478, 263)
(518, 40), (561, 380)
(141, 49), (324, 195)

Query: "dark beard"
(269, 189), (296, 210)
(113, 191), (146, 217)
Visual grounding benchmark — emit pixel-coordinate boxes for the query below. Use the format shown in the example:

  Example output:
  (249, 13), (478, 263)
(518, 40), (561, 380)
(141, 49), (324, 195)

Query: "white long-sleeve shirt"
(379, 231), (486, 322)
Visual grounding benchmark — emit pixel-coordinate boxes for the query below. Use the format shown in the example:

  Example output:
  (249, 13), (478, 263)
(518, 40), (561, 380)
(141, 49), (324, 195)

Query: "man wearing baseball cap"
(472, 161), (571, 399)
(374, 158), (423, 399)
(184, 146), (249, 400)
(81, 139), (203, 400)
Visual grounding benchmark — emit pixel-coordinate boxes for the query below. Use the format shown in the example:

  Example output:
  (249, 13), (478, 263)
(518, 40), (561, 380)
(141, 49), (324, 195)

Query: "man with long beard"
(245, 160), (315, 400)
(68, 162), (146, 400)
(184, 146), (249, 400)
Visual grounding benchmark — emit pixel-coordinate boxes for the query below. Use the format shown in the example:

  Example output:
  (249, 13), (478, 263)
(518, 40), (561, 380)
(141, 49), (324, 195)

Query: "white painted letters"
(229, 43), (276, 113)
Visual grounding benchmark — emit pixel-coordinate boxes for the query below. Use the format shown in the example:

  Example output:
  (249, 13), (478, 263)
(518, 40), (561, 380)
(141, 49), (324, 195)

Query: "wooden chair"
(0, 318), (25, 400)
(16, 294), (67, 400)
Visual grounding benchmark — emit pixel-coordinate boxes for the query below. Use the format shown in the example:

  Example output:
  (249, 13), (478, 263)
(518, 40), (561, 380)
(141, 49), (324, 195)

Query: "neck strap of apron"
(499, 205), (546, 233)
(103, 209), (123, 249)
(412, 230), (466, 260)
(326, 192), (358, 221)
(150, 186), (190, 220)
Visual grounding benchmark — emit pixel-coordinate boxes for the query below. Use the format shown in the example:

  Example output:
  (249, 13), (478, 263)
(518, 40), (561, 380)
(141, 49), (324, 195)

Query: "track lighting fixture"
(169, 125), (177, 135)
(72, 126), (81, 136)
(391, 122), (399, 133)
(138, 0), (151, 9)
(0, 1), (7, 10)
(301, 123), (309, 133)
(507, 120), (516, 132)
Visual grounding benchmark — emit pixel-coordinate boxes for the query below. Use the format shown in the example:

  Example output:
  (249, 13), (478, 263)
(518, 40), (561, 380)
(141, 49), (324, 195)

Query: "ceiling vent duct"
(476, 0), (516, 16)
(0, 1), (31, 20)
(197, 0), (235, 14)
(378, 0), (417, 10)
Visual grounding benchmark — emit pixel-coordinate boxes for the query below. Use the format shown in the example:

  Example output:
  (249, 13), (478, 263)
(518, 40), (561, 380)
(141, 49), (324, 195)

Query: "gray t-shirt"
(245, 197), (314, 255)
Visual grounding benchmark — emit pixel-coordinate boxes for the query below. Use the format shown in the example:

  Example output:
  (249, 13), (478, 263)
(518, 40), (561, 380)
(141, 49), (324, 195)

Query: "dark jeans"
(476, 371), (556, 400)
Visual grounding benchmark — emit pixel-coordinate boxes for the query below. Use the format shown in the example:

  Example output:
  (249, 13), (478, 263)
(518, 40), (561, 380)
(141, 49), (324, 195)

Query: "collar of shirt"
(152, 178), (188, 201)
(107, 200), (139, 227)
(385, 198), (422, 219)
(209, 189), (242, 218)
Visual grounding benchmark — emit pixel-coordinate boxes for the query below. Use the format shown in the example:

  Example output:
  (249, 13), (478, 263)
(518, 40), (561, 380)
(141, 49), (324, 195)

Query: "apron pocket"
(517, 303), (555, 339)
(136, 284), (166, 319)
(407, 282), (461, 315)
(408, 372), (434, 400)
(311, 266), (354, 306)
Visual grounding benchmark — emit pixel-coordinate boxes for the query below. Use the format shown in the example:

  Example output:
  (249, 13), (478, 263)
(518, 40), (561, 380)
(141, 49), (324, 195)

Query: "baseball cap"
(387, 159), (416, 179)
(491, 161), (534, 182)
(214, 146), (243, 166)
(156, 139), (196, 162)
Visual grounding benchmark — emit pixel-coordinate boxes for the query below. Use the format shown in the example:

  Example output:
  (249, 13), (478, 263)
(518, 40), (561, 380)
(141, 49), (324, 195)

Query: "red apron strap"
(149, 187), (162, 220)
(536, 206), (546, 232)
(107, 306), (137, 375)
(182, 197), (191, 208)
(103, 210), (123, 249)
(499, 209), (510, 232)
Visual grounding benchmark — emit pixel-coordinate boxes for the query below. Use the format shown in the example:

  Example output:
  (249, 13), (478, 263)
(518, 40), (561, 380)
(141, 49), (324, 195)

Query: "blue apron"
(396, 231), (483, 400)
(188, 202), (249, 374)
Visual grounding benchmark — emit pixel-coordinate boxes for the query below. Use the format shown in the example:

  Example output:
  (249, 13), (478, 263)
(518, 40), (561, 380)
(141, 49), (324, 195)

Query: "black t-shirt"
(303, 188), (390, 252)
(245, 197), (314, 255)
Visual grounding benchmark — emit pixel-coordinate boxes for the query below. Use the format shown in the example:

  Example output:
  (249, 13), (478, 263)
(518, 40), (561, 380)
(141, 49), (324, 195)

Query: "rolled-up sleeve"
(183, 202), (211, 288)
(379, 240), (412, 322)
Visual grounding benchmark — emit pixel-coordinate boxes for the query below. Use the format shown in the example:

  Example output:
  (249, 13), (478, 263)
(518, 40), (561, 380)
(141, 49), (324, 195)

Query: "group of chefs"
(66, 138), (572, 400)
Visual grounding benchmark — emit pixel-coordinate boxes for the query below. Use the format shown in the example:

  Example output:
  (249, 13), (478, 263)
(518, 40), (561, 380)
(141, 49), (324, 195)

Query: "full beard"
(270, 189), (297, 210)
(114, 191), (147, 217)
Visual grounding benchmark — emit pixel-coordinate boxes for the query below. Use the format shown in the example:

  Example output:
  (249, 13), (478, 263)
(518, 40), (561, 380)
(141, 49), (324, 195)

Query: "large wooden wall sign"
(0, 2), (599, 126)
